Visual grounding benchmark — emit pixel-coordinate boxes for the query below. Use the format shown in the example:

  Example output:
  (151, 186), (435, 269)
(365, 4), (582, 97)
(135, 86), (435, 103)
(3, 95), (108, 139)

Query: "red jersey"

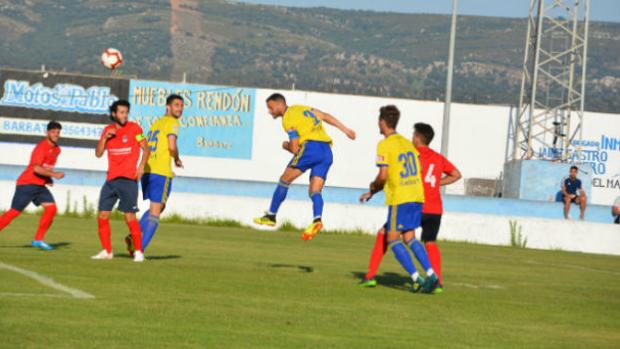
(16, 140), (61, 186)
(101, 122), (145, 181)
(418, 146), (457, 214)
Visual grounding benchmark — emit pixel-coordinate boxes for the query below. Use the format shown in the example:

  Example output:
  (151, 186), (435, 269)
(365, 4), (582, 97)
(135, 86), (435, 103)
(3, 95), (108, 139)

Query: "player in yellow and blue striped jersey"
(359, 105), (438, 293)
(254, 93), (356, 240)
(125, 94), (184, 256)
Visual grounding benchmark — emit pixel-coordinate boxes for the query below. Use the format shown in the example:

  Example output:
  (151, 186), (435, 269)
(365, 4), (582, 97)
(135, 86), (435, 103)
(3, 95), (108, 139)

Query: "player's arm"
(561, 181), (569, 197)
(96, 128), (116, 158)
(168, 134), (183, 168)
(613, 203), (620, 217)
(360, 167), (388, 202)
(31, 146), (64, 180)
(440, 168), (462, 186)
(312, 109), (356, 140)
(136, 136), (150, 180)
(283, 128), (300, 154)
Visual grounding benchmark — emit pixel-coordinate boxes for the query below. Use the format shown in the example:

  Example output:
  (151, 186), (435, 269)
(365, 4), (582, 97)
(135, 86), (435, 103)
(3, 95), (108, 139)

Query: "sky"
(237, 0), (620, 23)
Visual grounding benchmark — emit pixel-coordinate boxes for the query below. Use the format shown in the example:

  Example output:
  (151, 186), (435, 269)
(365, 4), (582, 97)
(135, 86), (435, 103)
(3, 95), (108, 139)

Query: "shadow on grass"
(1, 241), (71, 249)
(352, 271), (411, 291)
(114, 253), (182, 261)
(270, 263), (314, 273)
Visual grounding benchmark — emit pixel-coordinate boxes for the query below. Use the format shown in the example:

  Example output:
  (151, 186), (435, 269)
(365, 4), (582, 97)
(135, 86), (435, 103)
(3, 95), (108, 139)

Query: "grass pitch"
(1, 215), (619, 348)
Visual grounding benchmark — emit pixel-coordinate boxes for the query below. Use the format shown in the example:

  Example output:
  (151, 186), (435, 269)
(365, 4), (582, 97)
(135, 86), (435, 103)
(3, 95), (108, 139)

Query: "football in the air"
(100, 48), (123, 70)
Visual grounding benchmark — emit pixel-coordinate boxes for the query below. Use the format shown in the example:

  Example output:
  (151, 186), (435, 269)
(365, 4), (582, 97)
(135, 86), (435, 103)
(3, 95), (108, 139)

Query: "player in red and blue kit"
(91, 100), (149, 262)
(0, 121), (64, 250)
(360, 123), (461, 293)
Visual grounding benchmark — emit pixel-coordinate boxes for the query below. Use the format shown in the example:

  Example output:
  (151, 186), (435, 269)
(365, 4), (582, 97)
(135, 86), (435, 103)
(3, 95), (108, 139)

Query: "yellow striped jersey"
(376, 133), (425, 206)
(282, 105), (332, 145)
(145, 115), (180, 177)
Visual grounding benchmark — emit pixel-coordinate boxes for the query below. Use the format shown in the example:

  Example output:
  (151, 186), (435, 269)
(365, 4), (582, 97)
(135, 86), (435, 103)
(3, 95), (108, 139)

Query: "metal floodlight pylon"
(512, 0), (590, 162)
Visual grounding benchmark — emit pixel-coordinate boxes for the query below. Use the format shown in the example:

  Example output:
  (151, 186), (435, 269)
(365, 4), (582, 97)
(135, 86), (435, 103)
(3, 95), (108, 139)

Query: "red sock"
(127, 219), (142, 252)
(365, 230), (387, 280)
(0, 208), (21, 231)
(97, 218), (112, 253)
(34, 204), (57, 241)
(425, 242), (442, 283)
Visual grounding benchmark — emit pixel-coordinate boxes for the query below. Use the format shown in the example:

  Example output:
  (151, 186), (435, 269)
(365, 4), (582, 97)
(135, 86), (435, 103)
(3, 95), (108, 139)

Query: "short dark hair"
(379, 105), (400, 129)
(47, 121), (62, 131)
(414, 122), (435, 145)
(266, 93), (286, 103)
(166, 94), (184, 105)
(570, 166), (579, 171)
(109, 99), (130, 114)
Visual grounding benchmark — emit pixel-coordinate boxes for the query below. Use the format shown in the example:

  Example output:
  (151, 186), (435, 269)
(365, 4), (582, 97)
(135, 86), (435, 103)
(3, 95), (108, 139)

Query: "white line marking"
(0, 261), (95, 299)
(451, 282), (505, 290)
(526, 259), (620, 276)
(0, 292), (66, 298)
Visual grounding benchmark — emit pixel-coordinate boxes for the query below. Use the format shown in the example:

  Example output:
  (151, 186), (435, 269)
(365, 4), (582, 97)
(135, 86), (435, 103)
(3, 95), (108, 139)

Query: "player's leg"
(385, 204), (425, 292)
(302, 143), (333, 240)
(140, 174), (172, 252)
(92, 181), (116, 259)
(579, 195), (587, 220)
(360, 227), (387, 287)
(563, 195), (572, 219)
(402, 202), (438, 293)
(0, 186), (30, 232)
(254, 166), (303, 226)
(30, 186), (57, 250)
(421, 214), (443, 291)
(116, 179), (144, 262)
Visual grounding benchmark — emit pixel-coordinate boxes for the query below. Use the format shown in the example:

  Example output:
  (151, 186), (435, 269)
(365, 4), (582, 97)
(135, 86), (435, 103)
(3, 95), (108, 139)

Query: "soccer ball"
(100, 48), (123, 70)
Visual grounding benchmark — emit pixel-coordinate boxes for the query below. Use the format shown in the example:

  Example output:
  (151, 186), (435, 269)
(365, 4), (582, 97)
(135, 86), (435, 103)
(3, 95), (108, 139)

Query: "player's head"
(413, 122), (435, 147)
(166, 94), (184, 119)
(266, 93), (287, 118)
(378, 105), (400, 135)
(569, 165), (579, 179)
(46, 121), (62, 144)
(109, 99), (131, 126)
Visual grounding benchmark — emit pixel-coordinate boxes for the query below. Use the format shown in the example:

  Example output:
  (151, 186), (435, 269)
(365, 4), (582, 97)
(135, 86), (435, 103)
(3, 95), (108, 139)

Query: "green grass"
(1, 215), (619, 348)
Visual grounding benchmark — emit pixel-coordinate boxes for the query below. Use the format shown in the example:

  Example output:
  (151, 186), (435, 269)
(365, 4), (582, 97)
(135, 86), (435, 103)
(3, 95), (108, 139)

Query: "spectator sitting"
(613, 195), (620, 225)
(562, 166), (587, 220)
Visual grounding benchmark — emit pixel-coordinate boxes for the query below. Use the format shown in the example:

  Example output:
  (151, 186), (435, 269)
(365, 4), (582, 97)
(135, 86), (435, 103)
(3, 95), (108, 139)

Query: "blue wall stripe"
(0, 164), (614, 224)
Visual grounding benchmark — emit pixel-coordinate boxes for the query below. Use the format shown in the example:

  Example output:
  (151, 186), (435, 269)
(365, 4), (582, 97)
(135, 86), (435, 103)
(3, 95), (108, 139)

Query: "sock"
(141, 214), (160, 251)
(0, 208), (21, 231)
(407, 239), (433, 273)
(425, 242), (442, 283)
(389, 240), (417, 276)
(97, 217), (112, 253)
(365, 230), (387, 280)
(139, 210), (150, 228)
(310, 192), (324, 220)
(127, 219), (142, 252)
(268, 180), (290, 215)
(34, 204), (57, 241)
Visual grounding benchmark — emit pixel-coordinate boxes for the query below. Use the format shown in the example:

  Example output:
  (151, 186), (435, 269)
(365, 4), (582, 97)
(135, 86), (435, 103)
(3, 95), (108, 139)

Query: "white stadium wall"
(1, 71), (619, 256)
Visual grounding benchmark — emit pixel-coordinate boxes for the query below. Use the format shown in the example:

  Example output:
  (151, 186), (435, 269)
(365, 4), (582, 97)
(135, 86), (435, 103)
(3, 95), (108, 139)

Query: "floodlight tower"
(512, 0), (590, 162)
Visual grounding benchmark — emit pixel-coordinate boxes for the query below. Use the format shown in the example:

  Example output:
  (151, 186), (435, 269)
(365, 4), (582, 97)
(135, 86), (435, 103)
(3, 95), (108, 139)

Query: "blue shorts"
(141, 173), (173, 204)
(385, 202), (423, 233)
(288, 141), (333, 180)
(98, 178), (139, 213)
(11, 185), (55, 211)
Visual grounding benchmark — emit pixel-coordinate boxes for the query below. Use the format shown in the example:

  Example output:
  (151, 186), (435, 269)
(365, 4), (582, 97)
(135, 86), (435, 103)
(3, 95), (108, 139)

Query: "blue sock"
(141, 213), (160, 251)
(389, 240), (417, 276)
(407, 239), (432, 272)
(268, 180), (290, 215)
(310, 192), (324, 220)
(139, 210), (150, 227)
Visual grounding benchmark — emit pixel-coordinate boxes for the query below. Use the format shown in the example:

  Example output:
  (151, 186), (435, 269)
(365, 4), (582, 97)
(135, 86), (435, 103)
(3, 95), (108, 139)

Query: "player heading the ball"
(254, 93), (356, 240)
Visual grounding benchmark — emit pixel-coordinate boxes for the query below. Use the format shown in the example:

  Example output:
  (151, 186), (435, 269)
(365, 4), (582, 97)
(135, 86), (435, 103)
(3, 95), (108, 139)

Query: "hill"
(0, 0), (619, 112)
